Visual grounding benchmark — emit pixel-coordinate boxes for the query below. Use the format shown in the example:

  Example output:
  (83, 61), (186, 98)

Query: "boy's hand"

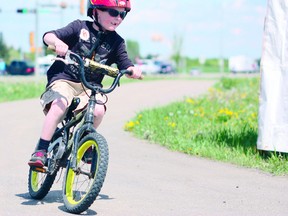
(126, 66), (143, 79)
(54, 40), (69, 57)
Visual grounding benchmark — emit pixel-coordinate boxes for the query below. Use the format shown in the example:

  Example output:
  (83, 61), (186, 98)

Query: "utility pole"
(35, 0), (40, 76)
(16, 4), (40, 75)
(15, 1), (78, 75)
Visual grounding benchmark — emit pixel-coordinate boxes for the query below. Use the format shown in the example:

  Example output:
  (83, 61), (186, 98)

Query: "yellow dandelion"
(124, 121), (135, 131)
(226, 110), (233, 116)
(186, 98), (194, 104)
(168, 122), (176, 128)
(251, 112), (257, 119)
(240, 93), (247, 99)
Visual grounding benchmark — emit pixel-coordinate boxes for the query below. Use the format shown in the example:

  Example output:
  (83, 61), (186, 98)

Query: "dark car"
(155, 61), (175, 74)
(7, 60), (35, 75)
(159, 63), (175, 74)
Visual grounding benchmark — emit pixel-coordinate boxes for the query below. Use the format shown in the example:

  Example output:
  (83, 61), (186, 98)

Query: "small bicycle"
(28, 50), (134, 213)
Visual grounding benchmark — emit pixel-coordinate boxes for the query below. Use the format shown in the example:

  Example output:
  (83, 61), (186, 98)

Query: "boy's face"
(96, 7), (125, 31)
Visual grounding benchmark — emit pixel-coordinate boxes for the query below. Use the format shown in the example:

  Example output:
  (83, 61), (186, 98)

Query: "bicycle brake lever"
(52, 50), (78, 66)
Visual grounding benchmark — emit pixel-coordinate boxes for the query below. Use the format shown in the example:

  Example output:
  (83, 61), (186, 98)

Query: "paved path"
(0, 79), (288, 216)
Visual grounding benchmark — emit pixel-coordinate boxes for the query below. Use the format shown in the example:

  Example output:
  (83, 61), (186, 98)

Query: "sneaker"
(28, 150), (47, 167)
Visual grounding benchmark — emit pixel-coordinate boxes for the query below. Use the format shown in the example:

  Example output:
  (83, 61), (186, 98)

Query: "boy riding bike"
(28, 0), (142, 167)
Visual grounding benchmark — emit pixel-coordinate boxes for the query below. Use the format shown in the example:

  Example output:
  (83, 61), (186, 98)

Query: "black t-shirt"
(43, 19), (133, 86)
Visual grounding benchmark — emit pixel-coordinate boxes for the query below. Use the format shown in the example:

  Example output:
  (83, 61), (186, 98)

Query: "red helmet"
(87, 0), (131, 17)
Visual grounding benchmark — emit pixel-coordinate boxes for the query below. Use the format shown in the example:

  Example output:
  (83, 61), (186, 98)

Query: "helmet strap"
(92, 10), (104, 32)
(86, 30), (106, 59)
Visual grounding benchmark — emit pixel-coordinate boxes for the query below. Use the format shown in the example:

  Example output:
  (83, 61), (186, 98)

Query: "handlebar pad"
(84, 59), (119, 78)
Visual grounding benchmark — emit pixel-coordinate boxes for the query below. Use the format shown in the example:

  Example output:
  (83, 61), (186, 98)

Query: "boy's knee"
(51, 98), (68, 113)
(94, 105), (105, 117)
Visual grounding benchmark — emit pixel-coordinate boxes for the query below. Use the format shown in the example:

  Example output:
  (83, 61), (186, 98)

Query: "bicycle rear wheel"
(62, 132), (109, 214)
(28, 168), (57, 199)
(28, 136), (62, 199)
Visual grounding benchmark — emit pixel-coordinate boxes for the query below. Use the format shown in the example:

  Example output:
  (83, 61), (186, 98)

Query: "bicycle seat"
(65, 97), (80, 121)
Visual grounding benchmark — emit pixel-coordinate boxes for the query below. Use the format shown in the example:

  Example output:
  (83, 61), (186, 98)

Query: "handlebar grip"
(126, 70), (133, 76)
(126, 70), (144, 80)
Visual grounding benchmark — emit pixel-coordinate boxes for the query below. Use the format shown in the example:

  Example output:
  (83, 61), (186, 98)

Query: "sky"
(0, 0), (267, 59)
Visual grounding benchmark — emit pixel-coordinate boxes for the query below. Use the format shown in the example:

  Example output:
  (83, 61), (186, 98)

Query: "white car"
(135, 59), (161, 75)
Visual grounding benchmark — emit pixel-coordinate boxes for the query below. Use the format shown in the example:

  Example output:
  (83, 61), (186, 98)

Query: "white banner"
(257, 0), (288, 153)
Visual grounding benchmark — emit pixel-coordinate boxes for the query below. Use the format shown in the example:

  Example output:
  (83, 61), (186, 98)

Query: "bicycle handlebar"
(70, 51), (132, 94)
(48, 45), (133, 94)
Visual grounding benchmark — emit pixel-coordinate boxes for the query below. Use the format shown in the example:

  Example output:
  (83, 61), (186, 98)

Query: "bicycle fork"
(70, 91), (98, 171)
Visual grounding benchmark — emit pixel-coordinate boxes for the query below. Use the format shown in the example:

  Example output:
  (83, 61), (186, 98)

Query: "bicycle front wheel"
(62, 132), (109, 214)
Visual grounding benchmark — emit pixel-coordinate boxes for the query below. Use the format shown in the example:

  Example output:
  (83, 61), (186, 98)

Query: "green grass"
(0, 74), (213, 103)
(124, 77), (288, 175)
(0, 79), (46, 102)
(0, 76), (146, 103)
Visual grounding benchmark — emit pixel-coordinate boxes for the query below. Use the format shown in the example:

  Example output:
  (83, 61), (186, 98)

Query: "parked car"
(190, 67), (201, 76)
(7, 60), (35, 76)
(0, 59), (6, 76)
(155, 61), (175, 74)
(229, 55), (259, 73)
(135, 59), (161, 75)
(38, 54), (55, 75)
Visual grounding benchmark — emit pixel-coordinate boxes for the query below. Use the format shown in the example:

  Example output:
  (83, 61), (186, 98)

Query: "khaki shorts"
(40, 79), (105, 114)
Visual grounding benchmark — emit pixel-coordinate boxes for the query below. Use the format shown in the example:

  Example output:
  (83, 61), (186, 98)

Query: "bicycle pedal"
(31, 166), (47, 173)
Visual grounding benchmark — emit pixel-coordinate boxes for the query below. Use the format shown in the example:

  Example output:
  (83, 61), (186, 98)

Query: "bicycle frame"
(70, 91), (98, 171)
(47, 91), (100, 173)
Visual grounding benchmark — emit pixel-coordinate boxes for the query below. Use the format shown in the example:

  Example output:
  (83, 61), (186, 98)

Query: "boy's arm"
(43, 33), (69, 57)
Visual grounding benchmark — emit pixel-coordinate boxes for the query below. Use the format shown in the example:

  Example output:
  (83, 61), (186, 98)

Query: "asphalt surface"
(0, 78), (288, 216)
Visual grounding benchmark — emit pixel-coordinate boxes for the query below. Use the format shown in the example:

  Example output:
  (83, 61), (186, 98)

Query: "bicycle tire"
(62, 132), (109, 214)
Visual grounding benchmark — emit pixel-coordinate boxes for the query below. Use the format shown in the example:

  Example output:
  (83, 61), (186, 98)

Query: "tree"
(0, 34), (10, 62)
(171, 34), (184, 73)
(126, 40), (140, 63)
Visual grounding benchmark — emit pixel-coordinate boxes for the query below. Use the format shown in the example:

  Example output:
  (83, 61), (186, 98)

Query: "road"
(0, 78), (288, 216)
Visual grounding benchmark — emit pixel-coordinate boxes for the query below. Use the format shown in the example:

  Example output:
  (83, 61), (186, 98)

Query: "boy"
(28, 0), (141, 167)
